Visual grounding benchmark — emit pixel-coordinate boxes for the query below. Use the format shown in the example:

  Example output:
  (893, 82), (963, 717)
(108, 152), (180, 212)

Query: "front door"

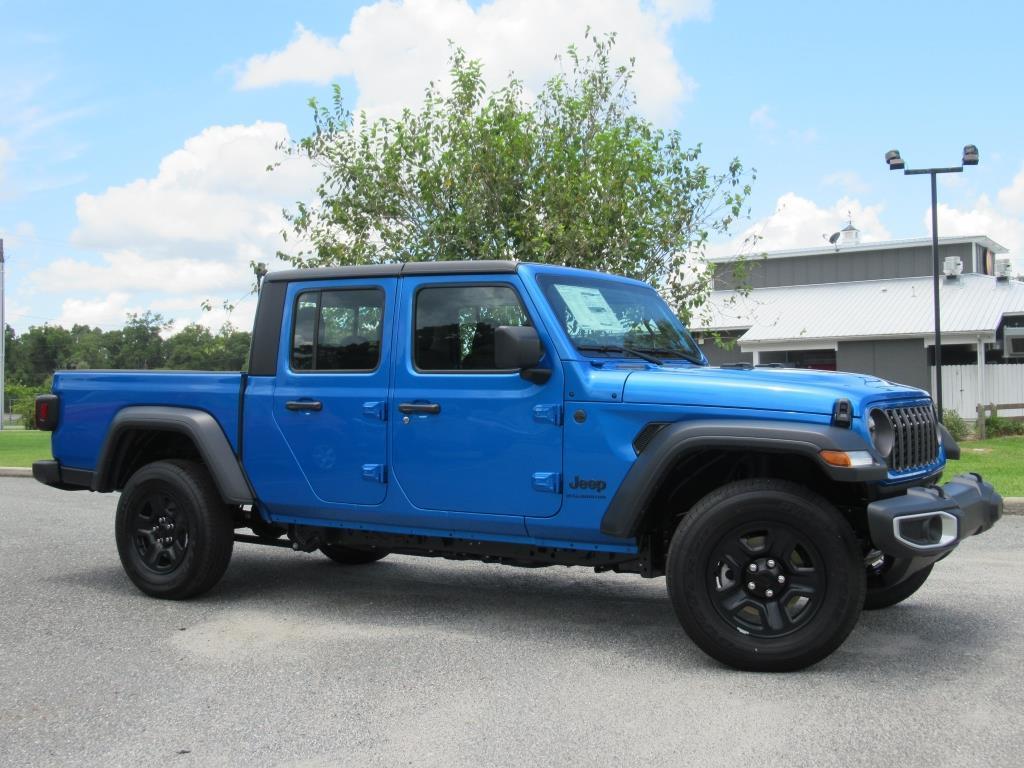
(391, 276), (564, 517)
(273, 278), (396, 506)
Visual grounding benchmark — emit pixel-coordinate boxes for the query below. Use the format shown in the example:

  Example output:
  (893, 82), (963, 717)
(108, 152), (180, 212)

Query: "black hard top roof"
(264, 260), (520, 283)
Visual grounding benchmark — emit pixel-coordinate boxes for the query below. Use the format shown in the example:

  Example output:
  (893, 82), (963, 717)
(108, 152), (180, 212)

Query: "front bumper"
(866, 472), (1002, 559)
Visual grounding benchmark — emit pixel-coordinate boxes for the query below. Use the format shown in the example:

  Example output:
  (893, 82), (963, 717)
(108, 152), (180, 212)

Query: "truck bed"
(51, 370), (244, 471)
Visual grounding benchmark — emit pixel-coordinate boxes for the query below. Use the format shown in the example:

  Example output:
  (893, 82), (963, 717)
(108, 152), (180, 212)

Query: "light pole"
(885, 145), (979, 422)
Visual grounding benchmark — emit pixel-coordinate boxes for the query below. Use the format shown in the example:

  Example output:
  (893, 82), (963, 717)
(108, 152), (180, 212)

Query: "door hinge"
(531, 472), (562, 493)
(362, 400), (387, 421)
(532, 404), (563, 425)
(362, 464), (387, 483)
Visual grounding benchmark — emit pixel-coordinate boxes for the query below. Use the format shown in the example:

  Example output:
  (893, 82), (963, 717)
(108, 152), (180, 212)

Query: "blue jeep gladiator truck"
(33, 261), (1002, 671)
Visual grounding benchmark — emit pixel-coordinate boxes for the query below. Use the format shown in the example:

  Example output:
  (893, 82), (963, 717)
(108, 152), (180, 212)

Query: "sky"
(2, 0), (1022, 333)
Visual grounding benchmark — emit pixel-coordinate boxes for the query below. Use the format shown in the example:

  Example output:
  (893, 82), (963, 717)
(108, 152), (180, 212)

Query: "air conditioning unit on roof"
(943, 256), (963, 278)
(1004, 327), (1024, 358)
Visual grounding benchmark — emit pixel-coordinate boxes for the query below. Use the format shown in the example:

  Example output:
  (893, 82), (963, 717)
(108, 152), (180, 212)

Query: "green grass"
(0, 430), (52, 468)
(947, 436), (1024, 497)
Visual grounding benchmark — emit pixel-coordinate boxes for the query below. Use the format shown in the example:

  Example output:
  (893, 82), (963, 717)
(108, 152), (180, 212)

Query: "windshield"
(537, 274), (704, 364)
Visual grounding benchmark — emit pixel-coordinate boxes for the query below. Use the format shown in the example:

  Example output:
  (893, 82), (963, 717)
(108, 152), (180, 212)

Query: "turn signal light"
(820, 450), (874, 468)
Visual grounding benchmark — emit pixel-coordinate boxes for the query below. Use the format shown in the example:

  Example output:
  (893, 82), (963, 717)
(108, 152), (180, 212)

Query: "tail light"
(35, 395), (59, 431)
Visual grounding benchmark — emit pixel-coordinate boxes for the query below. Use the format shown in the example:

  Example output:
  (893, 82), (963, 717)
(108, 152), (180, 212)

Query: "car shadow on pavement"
(52, 548), (1003, 675)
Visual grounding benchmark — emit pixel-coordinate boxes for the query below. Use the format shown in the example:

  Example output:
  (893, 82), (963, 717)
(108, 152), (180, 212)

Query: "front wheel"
(864, 556), (933, 610)
(115, 460), (234, 599)
(666, 479), (865, 672)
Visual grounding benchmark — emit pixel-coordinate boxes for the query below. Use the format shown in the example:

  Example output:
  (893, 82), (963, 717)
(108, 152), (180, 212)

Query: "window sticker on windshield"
(554, 285), (624, 333)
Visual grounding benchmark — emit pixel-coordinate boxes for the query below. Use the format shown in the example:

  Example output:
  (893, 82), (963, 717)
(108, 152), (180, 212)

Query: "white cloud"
(32, 121), (317, 330)
(235, 0), (709, 121)
(921, 165), (1024, 270)
(707, 192), (890, 261)
(749, 105), (775, 131)
(71, 122), (314, 256)
(997, 164), (1024, 215)
(55, 292), (136, 329)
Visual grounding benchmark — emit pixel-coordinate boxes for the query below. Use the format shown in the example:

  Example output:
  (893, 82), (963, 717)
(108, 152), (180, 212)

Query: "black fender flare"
(600, 419), (885, 538)
(94, 406), (255, 505)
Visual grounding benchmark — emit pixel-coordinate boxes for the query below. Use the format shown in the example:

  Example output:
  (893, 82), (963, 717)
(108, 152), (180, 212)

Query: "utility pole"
(1, 238), (5, 431)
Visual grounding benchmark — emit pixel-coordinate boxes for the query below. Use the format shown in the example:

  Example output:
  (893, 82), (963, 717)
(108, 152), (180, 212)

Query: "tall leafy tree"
(277, 32), (753, 317)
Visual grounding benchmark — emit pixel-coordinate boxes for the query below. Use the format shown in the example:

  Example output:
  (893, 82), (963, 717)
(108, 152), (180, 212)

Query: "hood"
(622, 365), (926, 416)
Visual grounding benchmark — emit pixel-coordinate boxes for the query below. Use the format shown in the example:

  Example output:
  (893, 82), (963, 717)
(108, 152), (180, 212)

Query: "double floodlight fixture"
(885, 145), (979, 172)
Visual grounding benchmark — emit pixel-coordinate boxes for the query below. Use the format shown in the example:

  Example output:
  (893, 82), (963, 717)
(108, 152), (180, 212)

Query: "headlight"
(868, 408), (894, 458)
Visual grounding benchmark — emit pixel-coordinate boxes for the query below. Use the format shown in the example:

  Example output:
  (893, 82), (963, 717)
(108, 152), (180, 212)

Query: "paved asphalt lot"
(2, 478), (1022, 768)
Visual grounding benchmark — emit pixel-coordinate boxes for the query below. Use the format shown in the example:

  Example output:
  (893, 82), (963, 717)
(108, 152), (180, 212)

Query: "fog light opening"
(894, 512), (958, 550)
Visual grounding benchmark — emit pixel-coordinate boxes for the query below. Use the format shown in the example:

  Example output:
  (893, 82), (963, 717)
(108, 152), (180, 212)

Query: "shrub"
(985, 414), (1024, 438)
(942, 410), (969, 442)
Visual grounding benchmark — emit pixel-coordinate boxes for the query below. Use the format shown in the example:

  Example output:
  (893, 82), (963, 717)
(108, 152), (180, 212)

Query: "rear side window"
(414, 285), (529, 372)
(290, 288), (385, 372)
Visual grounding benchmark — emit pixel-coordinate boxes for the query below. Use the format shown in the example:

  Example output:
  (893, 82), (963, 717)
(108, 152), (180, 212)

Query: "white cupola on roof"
(839, 213), (860, 246)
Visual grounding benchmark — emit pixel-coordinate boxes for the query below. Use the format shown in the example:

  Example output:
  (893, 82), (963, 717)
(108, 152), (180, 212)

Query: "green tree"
(278, 32), (753, 317)
(113, 311), (170, 370)
(10, 325), (74, 386)
(164, 322), (216, 369)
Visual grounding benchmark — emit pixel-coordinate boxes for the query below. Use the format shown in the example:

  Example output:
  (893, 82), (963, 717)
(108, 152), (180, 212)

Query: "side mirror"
(496, 325), (551, 384)
(495, 325), (543, 370)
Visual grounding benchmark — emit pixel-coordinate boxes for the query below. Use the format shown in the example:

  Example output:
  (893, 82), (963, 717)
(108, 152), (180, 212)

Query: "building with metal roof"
(693, 233), (1022, 414)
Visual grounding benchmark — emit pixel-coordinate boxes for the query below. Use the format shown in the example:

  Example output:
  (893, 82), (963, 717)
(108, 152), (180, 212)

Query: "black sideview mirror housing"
(495, 326), (550, 383)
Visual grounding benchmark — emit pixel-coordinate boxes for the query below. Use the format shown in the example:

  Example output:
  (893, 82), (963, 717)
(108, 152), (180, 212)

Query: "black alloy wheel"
(128, 491), (190, 575)
(115, 460), (234, 599)
(667, 478), (865, 672)
(708, 522), (824, 638)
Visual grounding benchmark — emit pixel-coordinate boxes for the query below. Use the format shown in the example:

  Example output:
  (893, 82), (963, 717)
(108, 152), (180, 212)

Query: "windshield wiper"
(575, 343), (663, 366)
(630, 345), (704, 365)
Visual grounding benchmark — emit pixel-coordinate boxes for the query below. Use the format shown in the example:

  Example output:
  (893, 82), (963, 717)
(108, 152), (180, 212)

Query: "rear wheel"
(319, 543), (389, 565)
(666, 479), (865, 672)
(864, 556), (933, 610)
(115, 460), (234, 599)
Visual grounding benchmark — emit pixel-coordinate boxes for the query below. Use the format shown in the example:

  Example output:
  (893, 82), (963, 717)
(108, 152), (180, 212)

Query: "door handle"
(286, 400), (323, 412)
(398, 402), (441, 415)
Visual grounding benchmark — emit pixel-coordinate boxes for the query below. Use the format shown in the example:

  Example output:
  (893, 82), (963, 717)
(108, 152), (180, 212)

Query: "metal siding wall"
(837, 339), (929, 391)
(836, 340), (875, 373)
(701, 339), (753, 366)
(712, 241), (988, 291)
(940, 364), (1024, 418)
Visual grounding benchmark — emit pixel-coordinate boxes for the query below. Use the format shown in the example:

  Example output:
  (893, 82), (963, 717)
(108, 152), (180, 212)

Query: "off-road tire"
(666, 478), (865, 672)
(319, 544), (389, 565)
(864, 559), (933, 610)
(115, 460), (234, 599)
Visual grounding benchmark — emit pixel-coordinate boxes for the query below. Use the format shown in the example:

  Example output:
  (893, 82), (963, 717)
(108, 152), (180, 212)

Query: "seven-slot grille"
(882, 405), (938, 471)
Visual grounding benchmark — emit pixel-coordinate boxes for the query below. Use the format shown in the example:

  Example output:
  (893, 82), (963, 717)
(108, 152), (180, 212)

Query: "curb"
(1004, 497), (1024, 516)
(0, 467), (32, 477)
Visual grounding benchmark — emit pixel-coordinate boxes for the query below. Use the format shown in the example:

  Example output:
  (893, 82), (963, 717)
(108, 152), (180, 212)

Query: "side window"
(415, 285), (529, 372)
(290, 288), (385, 372)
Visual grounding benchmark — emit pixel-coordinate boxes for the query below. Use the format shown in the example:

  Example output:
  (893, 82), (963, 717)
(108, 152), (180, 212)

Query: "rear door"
(390, 274), (564, 517)
(273, 278), (397, 506)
